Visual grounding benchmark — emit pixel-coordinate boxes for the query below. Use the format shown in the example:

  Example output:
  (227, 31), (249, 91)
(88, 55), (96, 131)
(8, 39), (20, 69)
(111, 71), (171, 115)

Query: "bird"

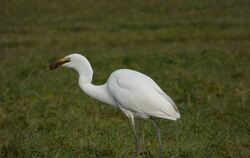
(48, 53), (180, 157)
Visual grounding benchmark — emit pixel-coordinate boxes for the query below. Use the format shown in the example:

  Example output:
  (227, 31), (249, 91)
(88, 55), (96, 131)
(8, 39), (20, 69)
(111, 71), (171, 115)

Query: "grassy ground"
(0, 0), (250, 157)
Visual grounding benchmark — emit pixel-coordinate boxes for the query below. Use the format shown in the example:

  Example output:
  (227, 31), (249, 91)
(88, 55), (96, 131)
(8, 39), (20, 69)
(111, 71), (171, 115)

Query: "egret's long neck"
(75, 59), (116, 107)
(75, 58), (93, 83)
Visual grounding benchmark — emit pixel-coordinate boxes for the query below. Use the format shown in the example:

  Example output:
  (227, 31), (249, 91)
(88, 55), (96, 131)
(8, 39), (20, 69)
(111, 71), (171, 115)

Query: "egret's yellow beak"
(47, 58), (70, 70)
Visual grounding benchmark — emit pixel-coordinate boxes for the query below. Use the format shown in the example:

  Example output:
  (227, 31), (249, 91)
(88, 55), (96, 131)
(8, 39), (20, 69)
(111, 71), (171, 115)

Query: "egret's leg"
(130, 117), (141, 155)
(150, 118), (164, 157)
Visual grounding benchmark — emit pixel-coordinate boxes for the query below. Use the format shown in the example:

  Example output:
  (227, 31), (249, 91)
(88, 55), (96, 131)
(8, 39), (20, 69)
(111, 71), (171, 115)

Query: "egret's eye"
(65, 58), (70, 62)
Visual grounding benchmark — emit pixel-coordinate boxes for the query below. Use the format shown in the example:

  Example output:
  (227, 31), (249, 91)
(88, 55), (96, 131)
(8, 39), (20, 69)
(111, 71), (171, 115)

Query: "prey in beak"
(47, 58), (70, 71)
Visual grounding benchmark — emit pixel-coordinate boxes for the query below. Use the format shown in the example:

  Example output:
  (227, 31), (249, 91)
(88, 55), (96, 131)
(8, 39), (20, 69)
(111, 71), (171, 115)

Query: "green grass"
(0, 0), (250, 157)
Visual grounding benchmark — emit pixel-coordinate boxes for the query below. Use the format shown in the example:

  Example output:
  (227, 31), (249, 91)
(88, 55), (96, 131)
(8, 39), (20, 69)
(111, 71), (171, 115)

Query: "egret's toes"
(136, 150), (153, 158)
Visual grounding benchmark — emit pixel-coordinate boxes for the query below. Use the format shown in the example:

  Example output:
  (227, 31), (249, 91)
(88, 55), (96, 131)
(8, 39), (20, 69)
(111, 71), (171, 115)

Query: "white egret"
(48, 53), (180, 157)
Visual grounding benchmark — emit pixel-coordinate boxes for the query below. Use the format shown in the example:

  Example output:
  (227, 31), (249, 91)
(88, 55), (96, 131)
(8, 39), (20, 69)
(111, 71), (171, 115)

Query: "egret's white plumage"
(49, 53), (180, 157)
(107, 69), (180, 120)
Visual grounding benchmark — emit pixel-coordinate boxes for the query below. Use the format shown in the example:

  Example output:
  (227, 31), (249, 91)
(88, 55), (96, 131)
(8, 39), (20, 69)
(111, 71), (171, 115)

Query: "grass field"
(0, 0), (250, 157)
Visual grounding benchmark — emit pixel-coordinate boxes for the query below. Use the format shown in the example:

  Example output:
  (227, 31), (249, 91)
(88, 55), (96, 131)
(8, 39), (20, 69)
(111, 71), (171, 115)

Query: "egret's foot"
(159, 150), (165, 158)
(135, 150), (153, 158)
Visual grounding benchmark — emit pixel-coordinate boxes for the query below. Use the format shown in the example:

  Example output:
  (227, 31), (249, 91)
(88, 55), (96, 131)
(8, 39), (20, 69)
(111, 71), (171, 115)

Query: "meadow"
(0, 0), (250, 157)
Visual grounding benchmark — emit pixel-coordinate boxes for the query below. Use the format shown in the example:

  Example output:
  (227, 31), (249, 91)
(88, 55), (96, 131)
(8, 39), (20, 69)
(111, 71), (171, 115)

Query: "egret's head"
(48, 53), (93, 81)
(48, 54), (86, 70)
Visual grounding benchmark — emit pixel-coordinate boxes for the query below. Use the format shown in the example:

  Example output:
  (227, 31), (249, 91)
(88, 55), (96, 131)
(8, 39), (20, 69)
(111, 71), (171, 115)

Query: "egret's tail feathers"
(153, 114), (178, 121)
(156, 90), (180, 119)
(173, 111), (180, 119)
(148, 111), (180, 121)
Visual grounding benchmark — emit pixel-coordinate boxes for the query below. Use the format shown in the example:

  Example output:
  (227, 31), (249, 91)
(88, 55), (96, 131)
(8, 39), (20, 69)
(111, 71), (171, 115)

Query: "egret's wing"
(107, 69), (180, 120)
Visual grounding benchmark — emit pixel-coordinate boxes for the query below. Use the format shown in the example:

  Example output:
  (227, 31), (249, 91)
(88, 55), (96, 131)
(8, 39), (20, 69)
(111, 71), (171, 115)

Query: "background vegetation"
(0, 0), (249, 157)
